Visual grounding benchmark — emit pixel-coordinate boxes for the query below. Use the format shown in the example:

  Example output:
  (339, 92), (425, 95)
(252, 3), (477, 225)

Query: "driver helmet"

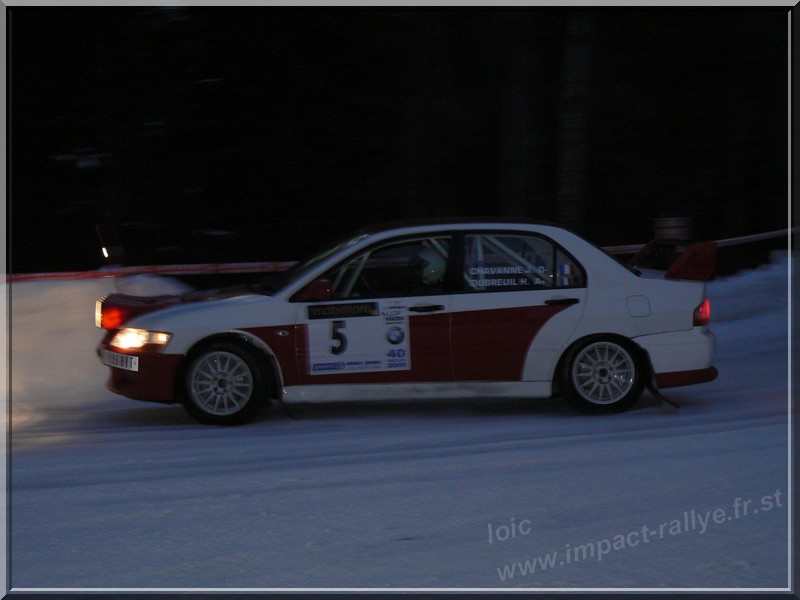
(417, 248), (446, 286)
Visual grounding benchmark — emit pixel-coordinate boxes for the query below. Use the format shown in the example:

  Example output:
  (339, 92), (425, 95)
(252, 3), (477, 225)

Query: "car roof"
(360, 217), (563, 234)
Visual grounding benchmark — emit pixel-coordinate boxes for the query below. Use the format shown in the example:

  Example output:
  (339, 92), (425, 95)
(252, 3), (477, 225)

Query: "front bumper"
(97, 340), (184, 404)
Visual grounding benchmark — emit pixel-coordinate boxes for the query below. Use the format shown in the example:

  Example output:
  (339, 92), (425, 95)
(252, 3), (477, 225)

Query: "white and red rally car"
(96, 219), (717, 424)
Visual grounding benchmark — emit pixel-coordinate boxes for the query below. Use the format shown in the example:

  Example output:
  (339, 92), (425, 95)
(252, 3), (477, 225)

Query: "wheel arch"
(176, 331), (283, 401)
(552, 332), (652, 393)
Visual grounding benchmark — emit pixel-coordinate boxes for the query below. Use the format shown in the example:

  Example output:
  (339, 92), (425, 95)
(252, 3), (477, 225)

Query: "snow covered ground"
(6, 254), (793, 590)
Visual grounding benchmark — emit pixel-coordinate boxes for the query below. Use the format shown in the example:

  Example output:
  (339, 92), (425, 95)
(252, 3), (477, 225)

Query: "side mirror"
(293, 278), (334, 302)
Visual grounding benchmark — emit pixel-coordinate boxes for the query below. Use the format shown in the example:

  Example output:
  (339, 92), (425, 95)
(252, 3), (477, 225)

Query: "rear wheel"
(560, 337), (645, 413)
(182, 342), (268, 425)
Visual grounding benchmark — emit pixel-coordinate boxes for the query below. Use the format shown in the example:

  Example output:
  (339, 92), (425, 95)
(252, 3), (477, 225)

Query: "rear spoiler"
(627, 239), (717, 281)
(663, 241), (717, 281)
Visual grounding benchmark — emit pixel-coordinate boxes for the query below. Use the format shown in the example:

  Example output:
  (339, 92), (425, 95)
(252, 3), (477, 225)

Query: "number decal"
(307, 301), (411, 375)
(331, 320), (348, 355)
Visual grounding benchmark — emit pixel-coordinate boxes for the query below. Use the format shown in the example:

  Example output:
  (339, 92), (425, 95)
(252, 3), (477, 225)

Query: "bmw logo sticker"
(387, 326), (405, 345)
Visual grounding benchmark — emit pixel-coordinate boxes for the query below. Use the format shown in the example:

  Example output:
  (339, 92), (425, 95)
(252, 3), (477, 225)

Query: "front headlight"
(110, 328), (172, 352)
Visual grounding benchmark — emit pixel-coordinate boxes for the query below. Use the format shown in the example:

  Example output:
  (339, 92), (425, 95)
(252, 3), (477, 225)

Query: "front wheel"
(182, 342), (268, 425)
(560, 337), (645, 413)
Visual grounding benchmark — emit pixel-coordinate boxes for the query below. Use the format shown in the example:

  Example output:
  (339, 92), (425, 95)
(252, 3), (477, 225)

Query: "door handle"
(544, 297), (580, 306)
(409, 304), (446, 313)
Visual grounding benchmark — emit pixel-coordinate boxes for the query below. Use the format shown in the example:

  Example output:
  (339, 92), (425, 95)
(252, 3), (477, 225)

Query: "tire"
(182, 341), (268, 425)
(560, 336), (645, 414)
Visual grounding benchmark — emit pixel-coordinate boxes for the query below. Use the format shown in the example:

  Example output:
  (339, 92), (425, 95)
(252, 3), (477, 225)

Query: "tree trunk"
(557, 12), (594, 233)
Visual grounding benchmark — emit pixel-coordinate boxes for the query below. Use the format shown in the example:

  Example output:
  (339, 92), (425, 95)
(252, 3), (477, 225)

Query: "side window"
(462, 233), (584, 292)
(325, 237), (450, 299)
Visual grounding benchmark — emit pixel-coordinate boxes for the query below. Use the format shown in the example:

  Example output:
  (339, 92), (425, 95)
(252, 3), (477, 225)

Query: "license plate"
(102, 350), (139, 372)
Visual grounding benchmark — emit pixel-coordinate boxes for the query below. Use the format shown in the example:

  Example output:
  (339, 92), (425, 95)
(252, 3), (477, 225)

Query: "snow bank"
(112, 274), (193, 296)
(707, 250), (792, 322)
(8, 275), (192, 422)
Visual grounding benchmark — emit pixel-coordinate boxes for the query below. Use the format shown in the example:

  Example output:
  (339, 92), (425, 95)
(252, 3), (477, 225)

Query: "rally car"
(96, 219), (717, 424)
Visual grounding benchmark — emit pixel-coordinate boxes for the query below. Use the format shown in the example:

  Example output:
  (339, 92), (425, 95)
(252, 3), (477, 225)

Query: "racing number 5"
(331, 320), (348, 355)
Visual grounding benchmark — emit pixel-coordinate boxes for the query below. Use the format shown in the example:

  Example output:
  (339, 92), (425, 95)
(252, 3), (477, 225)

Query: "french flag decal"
(557, 263), (573, 287)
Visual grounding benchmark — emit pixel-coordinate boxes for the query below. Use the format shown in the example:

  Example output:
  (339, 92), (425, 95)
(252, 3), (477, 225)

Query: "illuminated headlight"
(110, 328), (172, 351)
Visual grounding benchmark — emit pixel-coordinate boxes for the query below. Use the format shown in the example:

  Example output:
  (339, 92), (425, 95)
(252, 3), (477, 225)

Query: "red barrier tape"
(4, 229), (793, 283)
(602, 228), (794, 255)
(4, 262), (297, 283)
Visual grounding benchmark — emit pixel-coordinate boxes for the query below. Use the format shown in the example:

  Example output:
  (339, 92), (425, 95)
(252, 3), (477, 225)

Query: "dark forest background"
(9, 7), (789, 274)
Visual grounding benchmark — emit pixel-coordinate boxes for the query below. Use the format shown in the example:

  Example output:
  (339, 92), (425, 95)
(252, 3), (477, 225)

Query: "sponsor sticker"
(311, 362), (346, 372)
(308, 302), (378, 320)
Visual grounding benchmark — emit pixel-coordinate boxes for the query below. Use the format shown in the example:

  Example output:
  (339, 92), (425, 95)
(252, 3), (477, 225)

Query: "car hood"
(98, 284), (262, 329)
(124, 289), (282, 336)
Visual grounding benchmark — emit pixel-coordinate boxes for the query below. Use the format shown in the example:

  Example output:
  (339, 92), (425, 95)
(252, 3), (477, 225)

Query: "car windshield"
(252, 232), (370, 295)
